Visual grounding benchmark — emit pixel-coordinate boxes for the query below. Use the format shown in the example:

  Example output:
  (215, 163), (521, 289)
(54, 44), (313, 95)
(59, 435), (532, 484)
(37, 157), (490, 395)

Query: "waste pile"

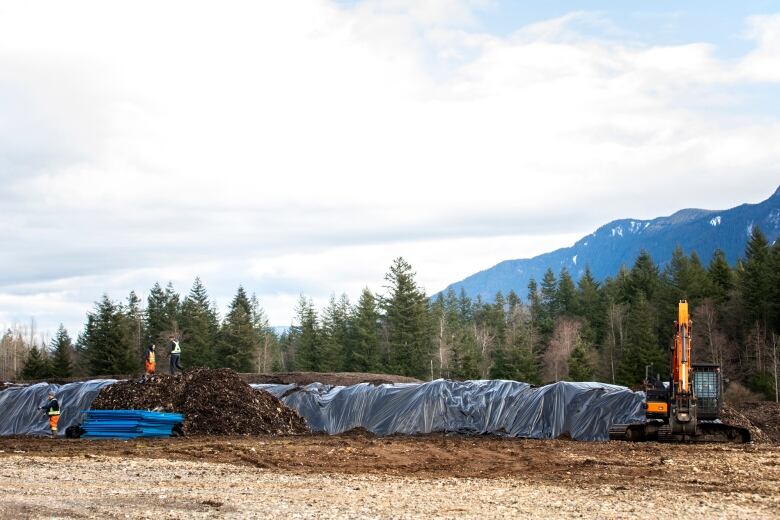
(720, 404), (771, 444)
(254, 379), (648, 441)
(733, 401), (780, 443)
(80, 410), (184, 439)
(92, 368), (308, 435)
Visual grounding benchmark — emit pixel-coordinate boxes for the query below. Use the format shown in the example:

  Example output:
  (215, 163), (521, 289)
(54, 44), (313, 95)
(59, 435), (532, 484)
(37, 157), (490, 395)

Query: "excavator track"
(696, 422), (752, 443)
(609, 423), (653, 442)
(609, 421), (751, 443)
(657, 425), (674, 443)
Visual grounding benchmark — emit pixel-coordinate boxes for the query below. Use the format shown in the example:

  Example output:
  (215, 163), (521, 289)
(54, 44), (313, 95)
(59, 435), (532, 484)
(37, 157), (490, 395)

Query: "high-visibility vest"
(48, 400), (60, 416)
(148, 351), (156, 363)
(171, 341), (181, 354)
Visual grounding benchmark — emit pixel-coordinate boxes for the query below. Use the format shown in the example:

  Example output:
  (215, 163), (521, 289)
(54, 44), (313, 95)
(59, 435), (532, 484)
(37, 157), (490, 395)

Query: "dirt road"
(1, 435), (778, 519)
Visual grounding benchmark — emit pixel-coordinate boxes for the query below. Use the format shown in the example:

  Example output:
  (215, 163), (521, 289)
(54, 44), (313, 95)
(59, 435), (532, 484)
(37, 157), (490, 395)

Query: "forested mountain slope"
(443, 186), (780, 300)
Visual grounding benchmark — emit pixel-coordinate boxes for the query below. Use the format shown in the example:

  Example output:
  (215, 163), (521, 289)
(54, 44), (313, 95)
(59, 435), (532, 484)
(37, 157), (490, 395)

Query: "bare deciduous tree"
(475, 322), (495, 379)
(605, 301), (628, 384)
(544, 317), (582, 382)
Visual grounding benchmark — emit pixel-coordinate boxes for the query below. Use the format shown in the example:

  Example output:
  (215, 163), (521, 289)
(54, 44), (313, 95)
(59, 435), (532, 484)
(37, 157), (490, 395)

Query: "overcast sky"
(1, 0), (779, 341)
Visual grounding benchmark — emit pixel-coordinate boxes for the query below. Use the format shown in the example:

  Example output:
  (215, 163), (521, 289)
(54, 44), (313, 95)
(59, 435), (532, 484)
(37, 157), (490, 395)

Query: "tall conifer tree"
(217, 286), (256, 371)
(380, 257), (431, 379)
(50, 324), (73, 378)
(78, 295), (135, 375)
(352, 288), (380, 372)
(180, 277), (219, 368)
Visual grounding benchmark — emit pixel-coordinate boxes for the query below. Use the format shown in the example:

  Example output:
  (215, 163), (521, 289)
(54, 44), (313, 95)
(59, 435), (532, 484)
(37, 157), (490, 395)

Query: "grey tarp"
(252, 379), (646, 441)
(0, 380), (115, 436)
(1, 378), (645, 441)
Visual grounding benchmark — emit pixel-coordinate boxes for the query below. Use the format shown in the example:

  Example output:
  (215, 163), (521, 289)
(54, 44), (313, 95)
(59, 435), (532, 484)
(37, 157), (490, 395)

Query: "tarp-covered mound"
(0, 379), (115, 437)
(254, 379), (647, 441)
(92, 368), (308, 435)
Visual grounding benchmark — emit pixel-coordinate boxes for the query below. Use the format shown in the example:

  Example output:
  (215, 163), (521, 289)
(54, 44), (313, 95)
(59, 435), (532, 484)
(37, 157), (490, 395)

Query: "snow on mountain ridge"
(438, 186), (780, 302)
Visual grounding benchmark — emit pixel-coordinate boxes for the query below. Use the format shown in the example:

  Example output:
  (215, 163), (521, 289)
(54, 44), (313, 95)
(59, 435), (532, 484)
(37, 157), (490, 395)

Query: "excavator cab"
(692, 363), (721, 420)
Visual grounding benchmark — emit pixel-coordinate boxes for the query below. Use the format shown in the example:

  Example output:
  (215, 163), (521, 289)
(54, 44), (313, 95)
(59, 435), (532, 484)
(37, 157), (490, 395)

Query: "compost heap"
(91, 368), (308, 435)
(729, 401), (780, 443)
(720, 404), (770, 444)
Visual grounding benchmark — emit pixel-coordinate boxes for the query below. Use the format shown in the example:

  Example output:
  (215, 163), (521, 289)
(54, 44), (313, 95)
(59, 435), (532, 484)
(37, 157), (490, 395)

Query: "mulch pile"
(720, 404), (770, 444)
(734, 401), (780, 443)
(91, 368), (309, 436)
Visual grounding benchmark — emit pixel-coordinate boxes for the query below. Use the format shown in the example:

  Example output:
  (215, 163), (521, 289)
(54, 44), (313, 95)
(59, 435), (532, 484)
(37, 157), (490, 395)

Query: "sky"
(1, 0), (779, 342)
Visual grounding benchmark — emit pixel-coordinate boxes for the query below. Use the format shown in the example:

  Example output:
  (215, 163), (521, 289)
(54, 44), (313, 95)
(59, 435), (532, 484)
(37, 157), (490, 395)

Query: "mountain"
(441, 186), (780, 301)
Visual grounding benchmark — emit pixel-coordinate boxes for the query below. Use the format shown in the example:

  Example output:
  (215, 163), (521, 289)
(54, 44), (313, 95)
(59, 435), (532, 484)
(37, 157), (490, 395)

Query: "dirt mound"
(91, 368), (309, 436)
(241, 372), (422, 386)
(720, 404), (770, 443)
(734, 401), (780, 443)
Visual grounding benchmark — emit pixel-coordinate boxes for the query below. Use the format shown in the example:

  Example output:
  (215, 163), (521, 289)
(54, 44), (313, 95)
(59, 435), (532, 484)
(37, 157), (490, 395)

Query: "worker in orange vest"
(39, 391), (61, 438)
(145, 344), (156, 379)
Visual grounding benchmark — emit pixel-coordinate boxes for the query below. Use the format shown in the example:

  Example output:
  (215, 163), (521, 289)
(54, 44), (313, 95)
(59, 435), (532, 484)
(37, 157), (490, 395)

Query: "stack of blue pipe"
(81, 410), (184, 439)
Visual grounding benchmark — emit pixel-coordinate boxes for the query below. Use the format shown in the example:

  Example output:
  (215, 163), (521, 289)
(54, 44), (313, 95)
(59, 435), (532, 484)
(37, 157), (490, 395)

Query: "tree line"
(14, 228), (780, 399)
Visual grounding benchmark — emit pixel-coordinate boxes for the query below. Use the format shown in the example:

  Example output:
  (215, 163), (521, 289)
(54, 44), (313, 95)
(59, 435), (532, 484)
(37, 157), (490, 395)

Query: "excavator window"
(693, 365), (721, 420)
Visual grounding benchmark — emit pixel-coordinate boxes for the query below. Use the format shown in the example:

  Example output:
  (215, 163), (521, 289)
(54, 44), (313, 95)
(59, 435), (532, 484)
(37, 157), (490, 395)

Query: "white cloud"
(0, 1), (778, 335)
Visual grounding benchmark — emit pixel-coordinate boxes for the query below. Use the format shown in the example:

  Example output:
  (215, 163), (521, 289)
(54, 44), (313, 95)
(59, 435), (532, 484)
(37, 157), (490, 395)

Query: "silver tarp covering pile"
(0, 380), (115, 436)
(253, 379), (646, 441)
(1, 378), (645, 441)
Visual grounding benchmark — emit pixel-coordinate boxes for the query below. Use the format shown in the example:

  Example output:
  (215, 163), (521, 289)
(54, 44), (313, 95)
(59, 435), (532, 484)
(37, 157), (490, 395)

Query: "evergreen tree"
(506, 290), (521, 313)
(351, 288), (380, 372)
(574, 267), (602, 344)
(293, 295), (321, 371)
(49, 324), (73, 378)
(457, 288), (473, 323)
(769, 240), (780, 333)
(540, 268), (558, 315)
(448, 325), (480, 379)
(538, 269), (557, 336)
(617, 293), (664, 385)
(125, 290), (145, 369)
(380, 257), (431, 379)
(627, 250), (659, 302)
(180, 277), (219, 368)
(78, 294), (135, 375)
(492, 309), (541, 384)
(556, 268), (576, 315)
(527, 278), (542, 329)
(708, 249), (734, 303)
(216, 286), (256, 372)
(21, 345), (51, 380)
(145, 282), (180, 347)
(320, 294), (351, 371)
(567, 338), (594, 381)
(687, 251), (712, 300)
(740, 227), (771, 327)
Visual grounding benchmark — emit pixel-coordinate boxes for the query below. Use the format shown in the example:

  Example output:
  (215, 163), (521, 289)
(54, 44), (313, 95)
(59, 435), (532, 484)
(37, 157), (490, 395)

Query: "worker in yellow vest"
(39, 391), (60, 438)
(169, 336), (183, 375)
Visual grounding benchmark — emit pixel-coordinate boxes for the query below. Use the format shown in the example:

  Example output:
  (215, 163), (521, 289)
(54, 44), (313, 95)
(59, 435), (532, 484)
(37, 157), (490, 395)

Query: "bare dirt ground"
(1, 435), (778, 519)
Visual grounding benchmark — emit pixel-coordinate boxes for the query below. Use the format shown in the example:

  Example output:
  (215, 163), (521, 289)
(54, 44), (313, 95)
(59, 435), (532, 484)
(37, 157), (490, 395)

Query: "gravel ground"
(2, 455), (778, 520)
(1, 436), (778, 519)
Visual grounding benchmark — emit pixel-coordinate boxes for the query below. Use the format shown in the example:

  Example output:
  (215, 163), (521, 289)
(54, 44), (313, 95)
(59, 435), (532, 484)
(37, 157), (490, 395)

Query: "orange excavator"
(609, 300), (751, 443)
